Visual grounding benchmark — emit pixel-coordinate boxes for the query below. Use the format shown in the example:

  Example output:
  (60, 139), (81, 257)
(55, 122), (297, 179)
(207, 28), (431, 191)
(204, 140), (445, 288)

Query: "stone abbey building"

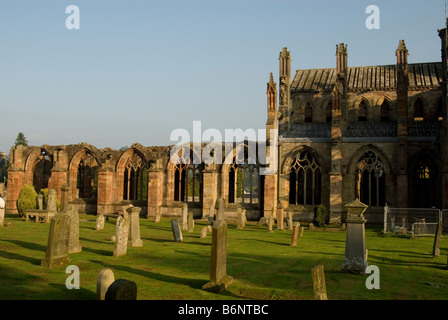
(5, 24), (448, 224)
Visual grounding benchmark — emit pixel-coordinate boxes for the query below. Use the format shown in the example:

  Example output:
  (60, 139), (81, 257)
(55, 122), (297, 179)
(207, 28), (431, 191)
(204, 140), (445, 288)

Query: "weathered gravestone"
(154, 211), (162, 223)
(182, 203), (188, 231)
(171, 219), (183, 242)
(37, 194), (43, 210)
(287, 211), (293, 231)
(97, 268), (115, 300)
(200, 226), (208, 239)
(202, 220), (233, 293)
(341, 200), (369, 274)
(311, 265), (328, 300)
(60, 183), (69, 211)
(215, 198), (225, 223)
(187, 212), (195, 233)
(105, 279), (137, 300)
(432, 212), (443, 258)
(277, 206), (284, 230)
(268, 210), (274, 232)
(47, 189), (58, 212)
(290, 222), (301, 247)
(113, 212), (130, 257)
(96, 214), (105, 231)
(236, 208), (246, 229)
(0, 197), (4, 227)
(66, 204), (82, 254)
(41, 211), (71, 268)
(127, 206), (143, 247)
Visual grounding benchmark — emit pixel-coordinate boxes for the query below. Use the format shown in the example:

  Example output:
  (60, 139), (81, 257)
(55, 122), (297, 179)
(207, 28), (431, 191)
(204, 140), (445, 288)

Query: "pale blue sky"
(0, 0), (445, 153)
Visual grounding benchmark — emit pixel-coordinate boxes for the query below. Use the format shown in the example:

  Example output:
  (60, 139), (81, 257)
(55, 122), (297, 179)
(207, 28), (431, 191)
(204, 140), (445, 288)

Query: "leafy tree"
(14, 132), (28, 147)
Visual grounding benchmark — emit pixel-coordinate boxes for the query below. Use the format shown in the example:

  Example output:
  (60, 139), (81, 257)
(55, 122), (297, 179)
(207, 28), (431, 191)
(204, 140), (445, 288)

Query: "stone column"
(97, 169), (115, 215)
(341, 200), (368, 274)
(147, 168), (164, 219)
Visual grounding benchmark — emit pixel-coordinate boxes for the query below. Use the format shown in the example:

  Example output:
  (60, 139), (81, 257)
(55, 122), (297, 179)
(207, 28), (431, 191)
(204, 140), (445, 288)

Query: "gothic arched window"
(123, 153), (147, 201)
(355, 151), (385, 207)
(414, 98), (424, 121)
(380, 100), (390, 121)
(174, 162), (202, 204)
(414, 157), (438, 208)
(228, 158), (259, 205)
(305, 103), (313, 123)
(289, 151), (322, 206)
(358, 100), (367, 122)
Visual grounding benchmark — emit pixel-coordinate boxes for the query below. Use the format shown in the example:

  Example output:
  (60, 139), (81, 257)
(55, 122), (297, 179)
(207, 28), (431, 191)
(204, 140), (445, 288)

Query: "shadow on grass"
(0, 239), (46, 252)
(48, 283), (96, 300)
(0, 250), (41, 265)
(88, 259), (242, 298)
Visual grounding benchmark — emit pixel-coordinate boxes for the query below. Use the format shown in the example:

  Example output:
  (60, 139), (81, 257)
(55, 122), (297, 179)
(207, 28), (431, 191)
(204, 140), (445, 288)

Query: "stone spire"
(396, 40), (409, 69)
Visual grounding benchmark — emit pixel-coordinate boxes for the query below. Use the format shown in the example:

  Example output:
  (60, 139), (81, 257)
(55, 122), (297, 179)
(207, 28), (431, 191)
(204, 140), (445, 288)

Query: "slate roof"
(290, 62), (443, 92)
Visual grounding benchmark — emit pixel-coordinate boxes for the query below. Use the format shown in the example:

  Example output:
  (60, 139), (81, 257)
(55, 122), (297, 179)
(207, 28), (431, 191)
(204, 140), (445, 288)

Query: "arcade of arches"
(5, 26), (448, 224)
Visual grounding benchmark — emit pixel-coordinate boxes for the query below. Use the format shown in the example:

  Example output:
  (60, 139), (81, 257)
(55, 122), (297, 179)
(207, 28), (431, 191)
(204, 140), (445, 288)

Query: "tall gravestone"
(341, 200), (369, 274)
(113, 212), (130, 257)
(236, 208), (246, 229)
(170, 219), (183, 242)
(41, 211), (71, 268)
(202, 220), (233, 293)
(187, 212), (195, 233)
(127, 206), (143, 247)
(97, 268), (115, 300)
(96, 214), (105, 230)
(66, 204), (82, 254)
(215, 198), (225, 223)
(47, 189), (58, 212)
(60, 183), (69, 211)
(290, 222), (300, 246)
(0, 196), (4, 227)
(311, 265), (328, 300)
(182, 203), (188, 231)
(37, 194), (43, 211)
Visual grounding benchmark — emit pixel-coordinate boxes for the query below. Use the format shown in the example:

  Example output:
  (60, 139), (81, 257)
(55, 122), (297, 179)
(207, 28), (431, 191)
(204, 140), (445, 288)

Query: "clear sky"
(0, 0), (445, 154)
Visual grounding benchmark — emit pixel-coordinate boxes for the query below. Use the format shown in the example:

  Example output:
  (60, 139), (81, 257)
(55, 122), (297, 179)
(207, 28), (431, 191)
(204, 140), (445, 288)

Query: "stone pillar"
(5, 170), (23, 214)
(202, 164), (218, 218)
(97, 169), (115, 215)
(147, 168), (164, 219)
(396, 40), (409, 208)
(341, 200), (368, 274)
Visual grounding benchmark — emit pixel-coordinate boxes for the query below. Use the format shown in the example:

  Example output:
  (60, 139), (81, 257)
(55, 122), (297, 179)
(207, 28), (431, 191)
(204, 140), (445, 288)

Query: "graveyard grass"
(0, 214), (447, 300)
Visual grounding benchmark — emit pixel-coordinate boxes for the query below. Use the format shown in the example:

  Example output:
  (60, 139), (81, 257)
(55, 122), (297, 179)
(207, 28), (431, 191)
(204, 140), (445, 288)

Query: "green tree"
(14, 132), (28, 146)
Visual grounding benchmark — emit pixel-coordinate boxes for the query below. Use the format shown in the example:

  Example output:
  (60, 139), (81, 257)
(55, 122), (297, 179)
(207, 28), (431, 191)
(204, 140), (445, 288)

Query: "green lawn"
(0, 213), (447, 300)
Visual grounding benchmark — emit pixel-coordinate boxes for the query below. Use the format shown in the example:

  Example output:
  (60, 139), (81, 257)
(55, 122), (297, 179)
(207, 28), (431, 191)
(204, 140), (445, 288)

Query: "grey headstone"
(171, 219), (183, 242)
